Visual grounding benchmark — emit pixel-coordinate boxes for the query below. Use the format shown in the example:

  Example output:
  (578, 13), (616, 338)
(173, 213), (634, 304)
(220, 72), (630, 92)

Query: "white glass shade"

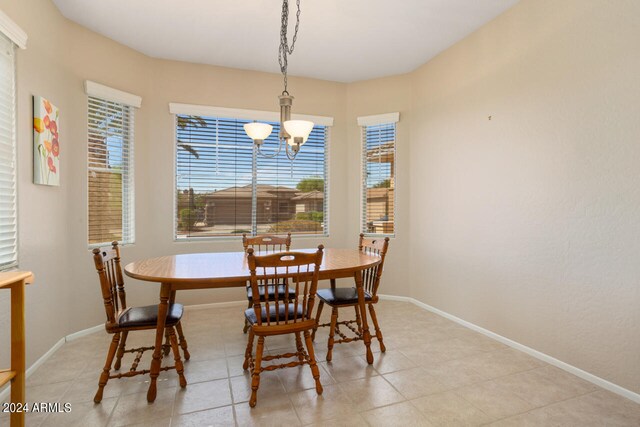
(243, 122), (273, 141)
(283, 120), (314, 145)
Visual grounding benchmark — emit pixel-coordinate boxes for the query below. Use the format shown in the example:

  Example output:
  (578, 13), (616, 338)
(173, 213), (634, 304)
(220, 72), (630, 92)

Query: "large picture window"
(0, 33), (17, 270)
(175, 114), (329, 238)
(359, 113), (398, 237)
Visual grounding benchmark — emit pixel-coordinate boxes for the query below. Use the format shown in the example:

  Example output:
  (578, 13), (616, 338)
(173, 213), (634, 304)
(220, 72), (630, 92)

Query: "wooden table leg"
(147, 283), (171, 402)
(10, 280), (25, 427)
(354, 271), (374, 364)
(170, 290), (190, 360)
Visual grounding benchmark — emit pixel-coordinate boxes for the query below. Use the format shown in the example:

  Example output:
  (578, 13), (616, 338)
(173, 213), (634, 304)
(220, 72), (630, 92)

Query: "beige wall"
(408, 0), (640, 393)
(1, 0), (639, 398)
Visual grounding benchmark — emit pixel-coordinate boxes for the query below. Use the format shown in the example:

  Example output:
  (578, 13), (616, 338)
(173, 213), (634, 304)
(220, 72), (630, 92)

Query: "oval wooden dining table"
(124, 247), (382, 402)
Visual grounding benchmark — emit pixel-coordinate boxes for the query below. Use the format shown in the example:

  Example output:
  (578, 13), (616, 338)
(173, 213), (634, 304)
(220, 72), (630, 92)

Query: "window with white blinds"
(175, 115), (329, 238)
(361, 120), (397, 236)
(87, 96), (135, 246)
(0, 33), (17, 270)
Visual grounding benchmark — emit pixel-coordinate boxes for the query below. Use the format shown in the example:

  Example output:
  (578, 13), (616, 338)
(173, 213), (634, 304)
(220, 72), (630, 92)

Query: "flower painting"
(33, 96), (60, 186)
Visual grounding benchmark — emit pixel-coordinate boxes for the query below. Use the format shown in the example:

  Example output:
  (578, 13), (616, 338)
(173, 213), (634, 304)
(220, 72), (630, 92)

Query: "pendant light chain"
(245, 0), (312, 162)
(279, 0), (301, 95)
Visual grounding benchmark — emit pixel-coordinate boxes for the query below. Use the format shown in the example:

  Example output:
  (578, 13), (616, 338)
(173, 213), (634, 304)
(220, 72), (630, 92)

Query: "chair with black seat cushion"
(242, 245), (324, 407)
(241, 233), (293, 333)
(312, 234), (390, 361)
(91, 242), (187, 403)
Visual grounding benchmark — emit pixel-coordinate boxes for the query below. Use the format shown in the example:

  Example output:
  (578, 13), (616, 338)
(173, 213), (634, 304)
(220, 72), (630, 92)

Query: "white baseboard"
(378, 294), (640, 404)
(66, 324), (104, 342)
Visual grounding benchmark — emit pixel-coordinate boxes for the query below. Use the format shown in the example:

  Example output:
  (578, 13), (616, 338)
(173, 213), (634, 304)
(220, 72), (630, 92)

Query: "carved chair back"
(242, 233), (292, 253)
(358, 233), (390, 297)
(247, 245), (324, 327)
(92, 241), (127, 327)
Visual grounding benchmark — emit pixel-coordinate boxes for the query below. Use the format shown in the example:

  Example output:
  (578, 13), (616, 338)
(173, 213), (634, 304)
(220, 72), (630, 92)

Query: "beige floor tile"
(119, 418), (172, 427)
(173, 378), (232, 415)
(459, 348), (544, 380)
(485, 410), (553, 427)
(307, 413), (368, 427)
(315, 341), (367, 361)
(230, 372), (285, 404)
(108, 386), (176, 426)
(398, 337), (483, 367)
(276, 363), (335, 393)
(498, 390), (640, 427)
(179, 359), (229, 385)
(454, 379), (534, 420)
(234, 394), (301, 426)
(412, 391), (494, 426)
(62, 375), (128, 403)
(227, 354), (250, 378)
(0, 409), (51, 427)
(361, 401), (433, 427)
(366, 350), (417, 374)
(421, 357), (492, 389)
(289, 383), (356, 425)
(336, 375), (404, 411)
(41, 397), (117, 427)
(383, 366), (449, 400)
(320, 355), (378, 383)
(171, 405), (235, 426)
(26, 380), (73, 404)
(491, 365), (597, 407)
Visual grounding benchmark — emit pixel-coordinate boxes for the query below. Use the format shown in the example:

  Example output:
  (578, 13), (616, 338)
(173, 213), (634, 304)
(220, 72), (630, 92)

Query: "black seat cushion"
(118, 303), (183, 328)
(246, 284), (297, 302)
(316, 287), (372, 306)
(245, 304), (305, 325)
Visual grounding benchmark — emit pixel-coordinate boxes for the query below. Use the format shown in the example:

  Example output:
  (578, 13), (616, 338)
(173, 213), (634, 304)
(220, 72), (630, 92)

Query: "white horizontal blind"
(0, 33), (17, 270)
(256, 125), (328, 235)
(88, 96), (135, 246)
(361, 122), (396, 236)
(175, 115), (329, 238)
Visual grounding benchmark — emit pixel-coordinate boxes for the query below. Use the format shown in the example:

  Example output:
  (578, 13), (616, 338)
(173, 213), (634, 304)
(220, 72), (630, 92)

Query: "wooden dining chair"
(242, 245), (324, 407)
(241, 233), (293, 333)
(91, 242), (188, 403)
(312, 234), (390, 361)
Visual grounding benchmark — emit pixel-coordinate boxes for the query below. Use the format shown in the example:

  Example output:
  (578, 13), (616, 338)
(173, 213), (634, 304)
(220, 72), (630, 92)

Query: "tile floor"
(2, 300), (639, 426)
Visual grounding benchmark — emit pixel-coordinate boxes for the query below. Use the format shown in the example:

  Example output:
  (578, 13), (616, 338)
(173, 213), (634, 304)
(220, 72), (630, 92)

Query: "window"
(87, 91), (136, 246)
(0, 33), (17, 270)
(359, 113), (399, 236)
(174, 112), (329, 238)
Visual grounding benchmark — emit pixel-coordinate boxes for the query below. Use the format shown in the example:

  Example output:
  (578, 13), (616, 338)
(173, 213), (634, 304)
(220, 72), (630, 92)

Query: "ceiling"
(52, 0), (519, 83)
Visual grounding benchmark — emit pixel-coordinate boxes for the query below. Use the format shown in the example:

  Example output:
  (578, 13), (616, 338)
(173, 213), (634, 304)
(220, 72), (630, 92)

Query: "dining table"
(123, 247), (383, 402)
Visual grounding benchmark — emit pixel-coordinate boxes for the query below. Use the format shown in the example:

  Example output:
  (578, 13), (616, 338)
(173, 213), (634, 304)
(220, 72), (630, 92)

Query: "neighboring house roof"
(292, 190), (324, 201)
(202, 184), (300, 200)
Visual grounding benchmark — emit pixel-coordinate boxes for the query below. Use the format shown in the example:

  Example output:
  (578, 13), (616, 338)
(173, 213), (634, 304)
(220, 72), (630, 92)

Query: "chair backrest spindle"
(358, 233), (390, 296)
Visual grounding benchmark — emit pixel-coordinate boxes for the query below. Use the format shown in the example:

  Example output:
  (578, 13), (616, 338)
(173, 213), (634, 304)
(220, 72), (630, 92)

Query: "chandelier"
(243, 0), (313, 160)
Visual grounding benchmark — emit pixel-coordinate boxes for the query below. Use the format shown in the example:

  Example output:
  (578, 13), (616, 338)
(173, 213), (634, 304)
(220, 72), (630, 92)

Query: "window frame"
(169, 104), (333, 241)
(358, 113), (399, 239)
(85, 82), (141, 248)
(0, 32), (18, 271)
